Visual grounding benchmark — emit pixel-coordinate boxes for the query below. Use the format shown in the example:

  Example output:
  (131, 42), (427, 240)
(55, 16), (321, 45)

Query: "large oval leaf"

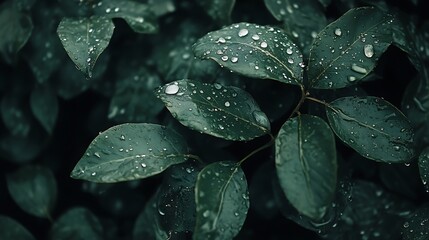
(0, 215), (35, 240)
(418, 147), (429, 192)
(57, 16), (114, 78)
(326, 96), (416, 162)
(155, 80), (270, 141)
(70, 123), (189, 183)
(6, 165), (57, 219)
(308, 7), (395, 89)
(194, 161), (249, 240)
(275, 114), (337, 220)
(193, 22), (304, 86)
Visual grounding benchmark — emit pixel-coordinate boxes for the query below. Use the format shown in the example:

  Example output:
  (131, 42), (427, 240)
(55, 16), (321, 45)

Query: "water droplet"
(286, 48), (293, 55)
(252, 34), (260, 40)
(231, 56), (238, 63)
(165, 83), (179, 95)
(203, 210), (210, 217)
(94, 152), (101, 158)
(214, 83), (222, 90)
(260, 42), (268, 48)
(393, 146), (400, 151)
(120, 135), (125, 140)
(287, 58), (294, 64)
(224, 101), (230, 107)
(238, 29), (249, 37)
(252, 111), (270, 129)
(404, 222), (409, 228)
(91, 172), (96, 176)
(221, 55), (228, 61)
(234, 212), (239, 216)
(348, 76), (357, 82)
(364, 44), (374, 58)
(141, 163), (147, 168)
(351, 64), (368, 74)
(217, 37), (226, 43)
(334, 28), (342, 36)
(158, 209), (165, 216)
(114, 7), (120, 12)
(105, 8), (111, 13)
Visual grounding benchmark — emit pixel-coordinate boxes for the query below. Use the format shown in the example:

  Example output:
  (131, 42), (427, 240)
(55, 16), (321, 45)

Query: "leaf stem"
(185, 154), (204, 164)
(306, 96), (334, 110)
(287, 84), (307, 120)
(238, 134), (275, 165)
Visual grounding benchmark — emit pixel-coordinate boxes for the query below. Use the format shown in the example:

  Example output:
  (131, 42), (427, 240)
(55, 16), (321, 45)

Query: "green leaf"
(1, 91), (32, 137)
(155, 79), (271, 141)
(70, 123), (189, 183)
(326, 96), (416, 162)
(275, 114), (337, 220)
(108, 67), (163, 123)
(264, 0), (327, 56)
(0, 1), (33, 64)
(308, 7), (395, 89)
(0, 215), (35, 240)
(194, 161), (249, 240)
(57, 16), (114, 78)
(30, 85), (58, 134)
(50, 207), (103, 240)
(193, 22), (304, 86)
(402, 204), (429, 240)
(196, 0), (236, 26)
(93, 0), (158, 34)
(418, 147), (429, 192)
(6, 165), (57, 219)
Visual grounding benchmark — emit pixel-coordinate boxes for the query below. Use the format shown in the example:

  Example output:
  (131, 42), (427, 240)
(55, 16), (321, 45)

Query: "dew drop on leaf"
(351, 64), (368, 74)
(165, 83), (179, 95)
(251, 34), (260, 40)
(238, 29), (249, 37)
(334, 28), (342, 36)
(231, 56), (238, 63)
(364, 44), (374, 58)
(260, 42), (268, 48)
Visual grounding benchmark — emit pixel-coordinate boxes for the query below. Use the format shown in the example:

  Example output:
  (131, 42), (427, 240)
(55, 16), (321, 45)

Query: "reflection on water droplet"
(364, 44), (374, 58)
(224, 101), (230, 107)
(214, 83), (222, 90)
(260, 42), (268, 48)
(158, 209), (165, 216)
(141, 163), (147, 168)
(393, 146), (400, 151)
(221, 55), (228, 61)
(334, 28), (342, 36)
(238, 29), (249, 37)
(286, 48), (293, 55)
(217, 37), (226, 43)
(351, 64), (368, 74)
(231, 56), (238, 63)
(91, 172), (96, 176)
(348, 76), (357, 82)
(165, 83), (179, 95)
(252, 34), (260, 40)
(94, 152), (101, 158)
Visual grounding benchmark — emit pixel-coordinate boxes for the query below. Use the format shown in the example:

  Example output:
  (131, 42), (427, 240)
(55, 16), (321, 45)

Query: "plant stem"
(238, 134), (275, 165)
(306, 96), (334, 110)
(185, 154), (204, 164)
(287, 84), (307, 120)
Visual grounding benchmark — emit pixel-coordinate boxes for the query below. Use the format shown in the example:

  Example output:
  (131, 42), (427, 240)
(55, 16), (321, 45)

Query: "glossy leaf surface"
(57, 16), (114, 78)
(71, 123), (189, 183)
(326, 96), (415, 162)
(193, 22), (304, 86)
(402, 205), (429, 240)
(155, 79), (270, 141)
(0, 215), (35, 240)
(194, 161), (249, 240)
(6, 165), (57, 219)
(275, 114), (337, 220)
(308, 7), (395, 89)
(418, 147), (429, 192)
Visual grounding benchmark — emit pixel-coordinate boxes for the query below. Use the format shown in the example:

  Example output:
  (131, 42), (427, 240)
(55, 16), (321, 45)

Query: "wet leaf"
(0, 1), (33, 64)
(194, 161), (249, 240)
(30, 85), (58, 134)
(402, 204), (429, 240)
(70, 123), (189, 183)
(155, 80), (271, 141)
(308, 7), (395, 89)
(93, 0), (158, 34)
(57, 16), (114, 78)
(108, 67), (163, 123)
(50, 207), (103, 240)
(196, 0), (235, 26)
(6, 165), (57, 219)
(418, 147), (429, 192)
(326, 96), (416, 162)
(193, 22), (304, 86)
(0, 215), (35, 240)
(264, 0), (327, 56)
(275, 114), (337, 220)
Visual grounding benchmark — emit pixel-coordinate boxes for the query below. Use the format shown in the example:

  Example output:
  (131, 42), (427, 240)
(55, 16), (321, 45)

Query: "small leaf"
(155, 80), (270, 141)
(402, 204), (429, 240)
(0, 215), (35, 240)
(0, 1), (33, 64)
(194, 161), (249, 240)
(308, 7), (395, 89)
(70, 123), (189, 183)
(193, 22), (304, 86)
(50, 207), (103, 240)
(275, 114), (337, 220)
(57, 16), (114, 78)
(6, 165), (57, 219)
(196, 0), (236, 26)
(326, 96), (416, 162)
(30, 85), (58, 134)
(418, 147), (429, 191)
(93, 0), (158, 34)
(1, 92), (32, 137)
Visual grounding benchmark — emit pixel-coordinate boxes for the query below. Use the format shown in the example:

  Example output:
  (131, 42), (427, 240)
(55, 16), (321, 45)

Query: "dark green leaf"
(93, 0), (158, 34)
(30, 85), (58, 134)
(402, 204), (429, 240)
(194, 161), (249, 240)
(275, 114), (337, 220)
(57, 16), (114, 78)
(0, 215), (35, 240)
(1, 91), (32, 137)
(379, 163), (421, 200)
(418, 147), (429, 192)
(70, 123), (189, 183)
(196, 0), (235, 26)
(0, 1), (33, 64)
(308, 7), (395, 89)
(264, 0), (327, 56)
(6, 165), (57, 219)
(193, 22), (304, 86)
(326, 96), (416, 162)
(50, 207), (103, 240)
(155, 79), (271, 141)
(108, 67), (163, 123)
